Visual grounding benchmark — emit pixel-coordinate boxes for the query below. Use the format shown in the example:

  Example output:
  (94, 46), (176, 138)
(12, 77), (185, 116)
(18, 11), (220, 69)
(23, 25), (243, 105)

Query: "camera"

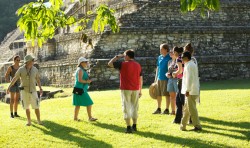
(19, 86), (24, 90)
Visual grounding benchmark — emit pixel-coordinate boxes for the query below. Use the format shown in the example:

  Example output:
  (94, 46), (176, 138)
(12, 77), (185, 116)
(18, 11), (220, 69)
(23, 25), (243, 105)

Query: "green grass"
(0, 79), (250, 148)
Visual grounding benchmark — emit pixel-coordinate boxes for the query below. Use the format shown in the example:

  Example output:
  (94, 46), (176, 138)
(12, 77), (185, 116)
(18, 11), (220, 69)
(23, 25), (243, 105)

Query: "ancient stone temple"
(0, 0), (250, 90)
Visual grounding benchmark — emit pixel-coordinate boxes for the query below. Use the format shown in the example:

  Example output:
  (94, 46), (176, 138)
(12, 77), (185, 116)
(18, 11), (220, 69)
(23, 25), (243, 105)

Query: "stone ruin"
(0, 0), (250, 90)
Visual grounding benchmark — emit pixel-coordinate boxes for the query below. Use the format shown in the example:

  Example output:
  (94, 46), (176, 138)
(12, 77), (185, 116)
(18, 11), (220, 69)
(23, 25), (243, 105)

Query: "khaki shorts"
(156, 80), (170, 96)
(21, 91), (40, 109)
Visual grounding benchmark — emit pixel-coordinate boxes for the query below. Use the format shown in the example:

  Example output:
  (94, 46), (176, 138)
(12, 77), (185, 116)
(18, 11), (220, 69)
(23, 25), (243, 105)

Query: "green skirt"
(73, 91), (93, 106)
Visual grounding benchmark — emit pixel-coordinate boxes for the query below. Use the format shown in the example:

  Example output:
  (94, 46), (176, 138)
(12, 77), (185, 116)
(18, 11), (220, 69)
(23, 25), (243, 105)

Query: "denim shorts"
(167, 78), (178, 93)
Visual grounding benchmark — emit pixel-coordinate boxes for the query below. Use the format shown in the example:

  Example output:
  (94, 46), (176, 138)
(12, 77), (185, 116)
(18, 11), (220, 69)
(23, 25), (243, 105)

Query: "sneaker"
(152, 108), (161, 114)
(14, 114), (20, 117)
(10, 114), (14, 118)
(191, 126), (202, 131)
(132, 124), (137, 132)
(125, 126), (132, 133)
(162, 109), (169, 114)
(172, 120), (180, 124)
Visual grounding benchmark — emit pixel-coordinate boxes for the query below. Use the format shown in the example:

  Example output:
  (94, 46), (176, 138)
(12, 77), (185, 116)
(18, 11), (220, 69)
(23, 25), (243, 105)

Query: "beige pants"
(181, 95), (201, 129)
(121, 90), (139, 120)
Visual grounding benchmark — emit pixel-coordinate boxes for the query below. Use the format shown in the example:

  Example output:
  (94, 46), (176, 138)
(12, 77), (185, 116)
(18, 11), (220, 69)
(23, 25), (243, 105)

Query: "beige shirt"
(15, 65), (39, 93)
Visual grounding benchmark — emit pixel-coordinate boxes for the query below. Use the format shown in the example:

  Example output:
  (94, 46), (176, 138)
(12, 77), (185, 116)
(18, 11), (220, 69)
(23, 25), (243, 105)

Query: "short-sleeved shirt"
(157, 54), (171, 80)
(114, 60), (142, 90)
(15, 65), (39, 93)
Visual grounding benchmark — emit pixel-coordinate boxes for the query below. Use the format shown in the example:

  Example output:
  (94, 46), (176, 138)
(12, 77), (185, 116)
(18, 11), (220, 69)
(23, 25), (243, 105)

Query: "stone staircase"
(0, 29), (22, 63)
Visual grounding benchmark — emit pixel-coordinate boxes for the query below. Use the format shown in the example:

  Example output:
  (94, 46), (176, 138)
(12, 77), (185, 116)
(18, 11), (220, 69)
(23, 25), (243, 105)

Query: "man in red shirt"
(108, 49), (143, 133)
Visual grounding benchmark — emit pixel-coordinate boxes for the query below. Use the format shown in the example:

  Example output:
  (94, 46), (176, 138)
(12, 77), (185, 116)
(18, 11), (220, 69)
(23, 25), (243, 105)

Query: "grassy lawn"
(0, 79), (250, 148)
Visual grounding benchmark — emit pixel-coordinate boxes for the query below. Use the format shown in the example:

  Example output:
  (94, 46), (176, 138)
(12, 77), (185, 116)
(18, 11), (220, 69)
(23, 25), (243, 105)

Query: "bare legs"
(26, 109), (31, 125)
(154, 95), (170, 114)
(169, 92), (176, 114)
(74, 105), (97, 121)
(157, 96), (162, 108)
(10, 92), (20, 117)
(156, 95), (170, 109)
(87, 105), (92, 119)
(35, 109), (42, 124)
(25, 108), (42, 126)
(166, 95), (170, 110)
(74, 106), (80, 120)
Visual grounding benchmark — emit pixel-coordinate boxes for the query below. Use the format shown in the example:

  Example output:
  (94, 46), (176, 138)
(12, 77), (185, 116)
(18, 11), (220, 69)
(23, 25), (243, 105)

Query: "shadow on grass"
(200, 79), (250, 90)
(32, 120), (112, 147)
(200, 117), (250, 141)
(92, 122), (228, 148)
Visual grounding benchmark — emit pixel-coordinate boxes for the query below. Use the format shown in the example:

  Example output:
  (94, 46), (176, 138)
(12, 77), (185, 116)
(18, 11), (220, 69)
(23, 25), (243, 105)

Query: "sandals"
(74, 119), (81, 122)
(74, 118), (98, 121)
(89, 117), (98, 121)
(26, 123), (32, 126)
(38, 121), (43, 125)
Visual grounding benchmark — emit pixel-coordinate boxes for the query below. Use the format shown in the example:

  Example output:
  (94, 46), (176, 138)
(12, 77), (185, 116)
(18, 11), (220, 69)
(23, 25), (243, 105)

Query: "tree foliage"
(17, 0), (220, 47)
(180, 0), (220, 17)
(17, 0), (119, 47)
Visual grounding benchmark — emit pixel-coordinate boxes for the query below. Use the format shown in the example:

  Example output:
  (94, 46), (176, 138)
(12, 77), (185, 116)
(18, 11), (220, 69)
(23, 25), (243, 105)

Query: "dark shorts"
(10, 84), (20, 93)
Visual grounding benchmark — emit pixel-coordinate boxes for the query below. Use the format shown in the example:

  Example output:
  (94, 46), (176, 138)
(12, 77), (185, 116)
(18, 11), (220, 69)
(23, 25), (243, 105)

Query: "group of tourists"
(152, 43), (201, 131)
(5, 42), (201, 133)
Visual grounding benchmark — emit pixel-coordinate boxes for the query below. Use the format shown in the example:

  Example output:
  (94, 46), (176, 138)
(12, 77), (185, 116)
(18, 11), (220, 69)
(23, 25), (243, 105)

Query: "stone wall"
(36, 0), (250, 89)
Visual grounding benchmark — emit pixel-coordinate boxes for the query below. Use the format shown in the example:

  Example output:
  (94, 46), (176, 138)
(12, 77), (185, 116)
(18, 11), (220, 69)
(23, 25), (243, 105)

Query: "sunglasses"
(15, 59), (20, 61)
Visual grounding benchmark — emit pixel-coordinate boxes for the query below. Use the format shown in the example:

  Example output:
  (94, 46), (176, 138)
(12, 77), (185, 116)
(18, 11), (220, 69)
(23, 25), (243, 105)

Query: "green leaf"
(66, 16), (75, 25)
(87, 11), (93, 15)
(92, 4), (119, 33)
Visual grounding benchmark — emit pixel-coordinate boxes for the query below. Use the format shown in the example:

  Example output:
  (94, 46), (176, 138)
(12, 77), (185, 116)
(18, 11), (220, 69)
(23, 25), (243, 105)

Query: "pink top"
(176, 56), (184, 79)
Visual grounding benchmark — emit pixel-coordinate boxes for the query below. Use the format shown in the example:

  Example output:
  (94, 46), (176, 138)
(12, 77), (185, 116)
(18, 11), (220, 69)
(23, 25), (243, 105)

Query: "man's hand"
(185, 92), (189, 97)
(40, 89), (43, 98)
(139, 92), (142, 98)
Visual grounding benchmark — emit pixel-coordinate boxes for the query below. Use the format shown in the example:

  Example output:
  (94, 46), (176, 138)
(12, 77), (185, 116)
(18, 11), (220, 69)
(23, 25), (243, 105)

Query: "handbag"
(72, 87), (84, 95)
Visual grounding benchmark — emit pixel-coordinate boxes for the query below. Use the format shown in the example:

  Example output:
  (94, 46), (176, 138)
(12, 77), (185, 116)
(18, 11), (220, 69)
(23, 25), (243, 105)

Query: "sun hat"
(149, 82), (157, 99)
(24, 55), (35, 64)
(78, 57), (88, 65)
